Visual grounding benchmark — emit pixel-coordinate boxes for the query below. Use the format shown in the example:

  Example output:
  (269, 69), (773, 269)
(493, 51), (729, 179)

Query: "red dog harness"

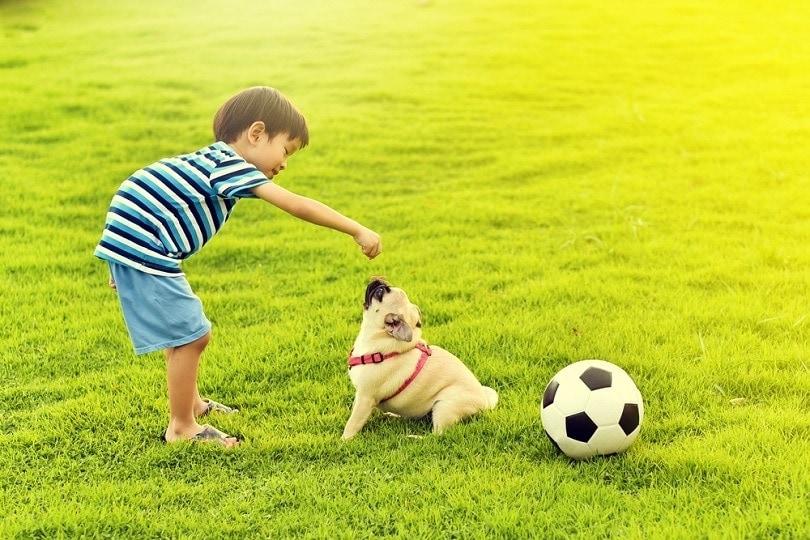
(348, 343), (433, 403)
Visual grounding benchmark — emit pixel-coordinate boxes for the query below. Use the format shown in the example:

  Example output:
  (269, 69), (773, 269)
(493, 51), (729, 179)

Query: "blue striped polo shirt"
(94, 141), (269, 276)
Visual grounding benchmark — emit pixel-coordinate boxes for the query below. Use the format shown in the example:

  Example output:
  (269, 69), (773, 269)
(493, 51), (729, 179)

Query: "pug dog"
(342, 278), (498, 439)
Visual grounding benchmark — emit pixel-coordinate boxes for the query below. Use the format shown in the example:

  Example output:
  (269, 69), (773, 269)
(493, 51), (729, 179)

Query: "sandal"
(199, 398), (239, 417)
(191, 425), (241, 446)
(161, 425), (241, 447)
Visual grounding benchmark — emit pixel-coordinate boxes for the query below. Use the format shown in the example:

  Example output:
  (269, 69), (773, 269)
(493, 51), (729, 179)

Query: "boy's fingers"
(365, 241), (380, 259)
(357, 234), (381, 259)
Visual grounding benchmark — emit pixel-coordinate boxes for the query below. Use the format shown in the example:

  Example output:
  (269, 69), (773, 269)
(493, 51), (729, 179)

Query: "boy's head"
(214, 86), (309, 145)
(214, 86), (309, 178)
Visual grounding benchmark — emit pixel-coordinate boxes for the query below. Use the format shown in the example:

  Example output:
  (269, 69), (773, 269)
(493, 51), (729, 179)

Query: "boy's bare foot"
(163, 423), (240, 448)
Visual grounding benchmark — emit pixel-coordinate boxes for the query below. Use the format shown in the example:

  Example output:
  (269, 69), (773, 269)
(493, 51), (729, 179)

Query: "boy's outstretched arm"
(251, 183), (382, 259)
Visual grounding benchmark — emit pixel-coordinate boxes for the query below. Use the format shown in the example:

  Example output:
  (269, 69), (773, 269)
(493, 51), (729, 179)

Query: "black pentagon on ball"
(542, 380), (559, 408)
(619, 403), (640, 435)
(579, 366), (612, 390)
(565, 412), (598, 442)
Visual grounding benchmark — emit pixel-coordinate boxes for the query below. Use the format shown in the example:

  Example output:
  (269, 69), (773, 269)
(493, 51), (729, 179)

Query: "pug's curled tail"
(481, 386), (498, 410)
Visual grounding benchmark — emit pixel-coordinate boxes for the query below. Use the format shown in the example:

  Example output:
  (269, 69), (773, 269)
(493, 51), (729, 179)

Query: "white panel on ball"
(589, 425), (629, 454)
(540, 404), (566, 441)
(585, 391), (626, 427)
(556, 435), (594, 460)
(551, 380), (591, 416)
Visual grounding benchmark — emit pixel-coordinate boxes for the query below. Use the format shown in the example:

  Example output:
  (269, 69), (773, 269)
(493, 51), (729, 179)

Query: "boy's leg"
(163, 332), (238, 447)
(164, 341), (235, 418)
(164, 347), (208, 417)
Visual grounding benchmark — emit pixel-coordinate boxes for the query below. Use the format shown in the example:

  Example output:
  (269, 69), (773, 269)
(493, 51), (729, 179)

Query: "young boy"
(94, 86), (381, 447)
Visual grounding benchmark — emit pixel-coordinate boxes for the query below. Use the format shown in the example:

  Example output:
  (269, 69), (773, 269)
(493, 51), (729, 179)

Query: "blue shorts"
(108, 262), (211, 355)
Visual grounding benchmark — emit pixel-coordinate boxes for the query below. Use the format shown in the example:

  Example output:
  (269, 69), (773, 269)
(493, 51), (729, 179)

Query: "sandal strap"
(192, 425), (240, 445)
(192, 425), (227, 440)
(200, 399), (239, 416)
(161, 426), (241, 446)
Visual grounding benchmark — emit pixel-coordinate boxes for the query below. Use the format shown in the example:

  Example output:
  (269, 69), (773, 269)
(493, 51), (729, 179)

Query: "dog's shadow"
(362, 410), (480, 438)
(365, 410), (433, 437)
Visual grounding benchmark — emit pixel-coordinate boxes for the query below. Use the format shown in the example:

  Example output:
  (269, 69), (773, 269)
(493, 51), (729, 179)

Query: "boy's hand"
(108, 276), (116, 290)
(354, 227), (382, 259)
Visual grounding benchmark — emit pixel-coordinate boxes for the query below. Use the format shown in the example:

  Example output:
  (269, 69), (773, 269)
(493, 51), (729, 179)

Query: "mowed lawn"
(1, 0), (809, 537)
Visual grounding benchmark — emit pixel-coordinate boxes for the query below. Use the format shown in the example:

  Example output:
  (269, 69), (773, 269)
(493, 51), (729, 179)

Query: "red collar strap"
(347, 350), (400, 368)
(347, 343), (433, 403)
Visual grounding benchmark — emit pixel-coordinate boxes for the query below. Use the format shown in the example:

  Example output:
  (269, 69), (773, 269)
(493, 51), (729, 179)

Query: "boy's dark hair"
(213, 86), (309, 147)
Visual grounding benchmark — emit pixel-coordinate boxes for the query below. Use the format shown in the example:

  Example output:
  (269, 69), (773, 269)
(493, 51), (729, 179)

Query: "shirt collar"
(211, 141), (238, 157)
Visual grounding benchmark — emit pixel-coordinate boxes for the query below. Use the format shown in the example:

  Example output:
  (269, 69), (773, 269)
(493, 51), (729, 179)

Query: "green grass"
(1, 0), (809, 537)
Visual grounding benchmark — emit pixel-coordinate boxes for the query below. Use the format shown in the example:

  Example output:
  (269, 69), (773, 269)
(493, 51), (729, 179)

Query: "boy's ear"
(247, 121), (266, 143)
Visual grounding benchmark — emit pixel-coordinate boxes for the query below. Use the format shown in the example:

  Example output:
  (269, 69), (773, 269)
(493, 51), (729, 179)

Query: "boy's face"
(255, 131), (302, 179)
(239, 124), (302, 179)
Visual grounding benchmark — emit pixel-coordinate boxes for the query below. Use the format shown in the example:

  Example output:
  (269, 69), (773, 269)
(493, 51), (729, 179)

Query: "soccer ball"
(540, 359), (644, 460)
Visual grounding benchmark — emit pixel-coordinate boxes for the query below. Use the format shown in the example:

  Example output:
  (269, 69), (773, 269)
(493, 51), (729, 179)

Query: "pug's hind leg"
(431, 399), (481, 435)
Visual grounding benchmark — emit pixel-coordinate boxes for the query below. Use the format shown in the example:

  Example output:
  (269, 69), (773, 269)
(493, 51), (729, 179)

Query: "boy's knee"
(197, 332), (211, 349)
(182, 332), (211, 351)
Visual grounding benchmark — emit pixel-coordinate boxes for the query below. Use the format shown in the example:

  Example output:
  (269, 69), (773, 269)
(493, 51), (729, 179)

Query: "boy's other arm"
(251, 183), (381, 259)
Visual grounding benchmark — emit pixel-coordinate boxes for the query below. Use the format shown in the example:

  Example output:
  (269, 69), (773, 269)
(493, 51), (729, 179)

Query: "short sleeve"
(209, 158), (270, 199)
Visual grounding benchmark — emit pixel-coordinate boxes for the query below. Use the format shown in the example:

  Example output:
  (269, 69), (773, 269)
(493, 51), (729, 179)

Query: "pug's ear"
(384, 313), (413, 342)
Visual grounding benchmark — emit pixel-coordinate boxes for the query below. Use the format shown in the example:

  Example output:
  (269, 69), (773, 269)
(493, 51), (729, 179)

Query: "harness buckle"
(371, 352), (384, 363)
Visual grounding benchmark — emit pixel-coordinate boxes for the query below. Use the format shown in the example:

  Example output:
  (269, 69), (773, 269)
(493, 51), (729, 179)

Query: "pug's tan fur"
(342, 279), (498, 439)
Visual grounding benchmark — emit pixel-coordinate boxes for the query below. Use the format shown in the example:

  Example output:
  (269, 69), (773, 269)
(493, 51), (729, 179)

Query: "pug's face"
(363, 278), (422, 343)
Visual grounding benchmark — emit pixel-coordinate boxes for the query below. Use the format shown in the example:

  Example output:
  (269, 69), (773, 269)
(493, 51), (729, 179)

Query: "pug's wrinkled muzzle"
(364, 278), (391, 309)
